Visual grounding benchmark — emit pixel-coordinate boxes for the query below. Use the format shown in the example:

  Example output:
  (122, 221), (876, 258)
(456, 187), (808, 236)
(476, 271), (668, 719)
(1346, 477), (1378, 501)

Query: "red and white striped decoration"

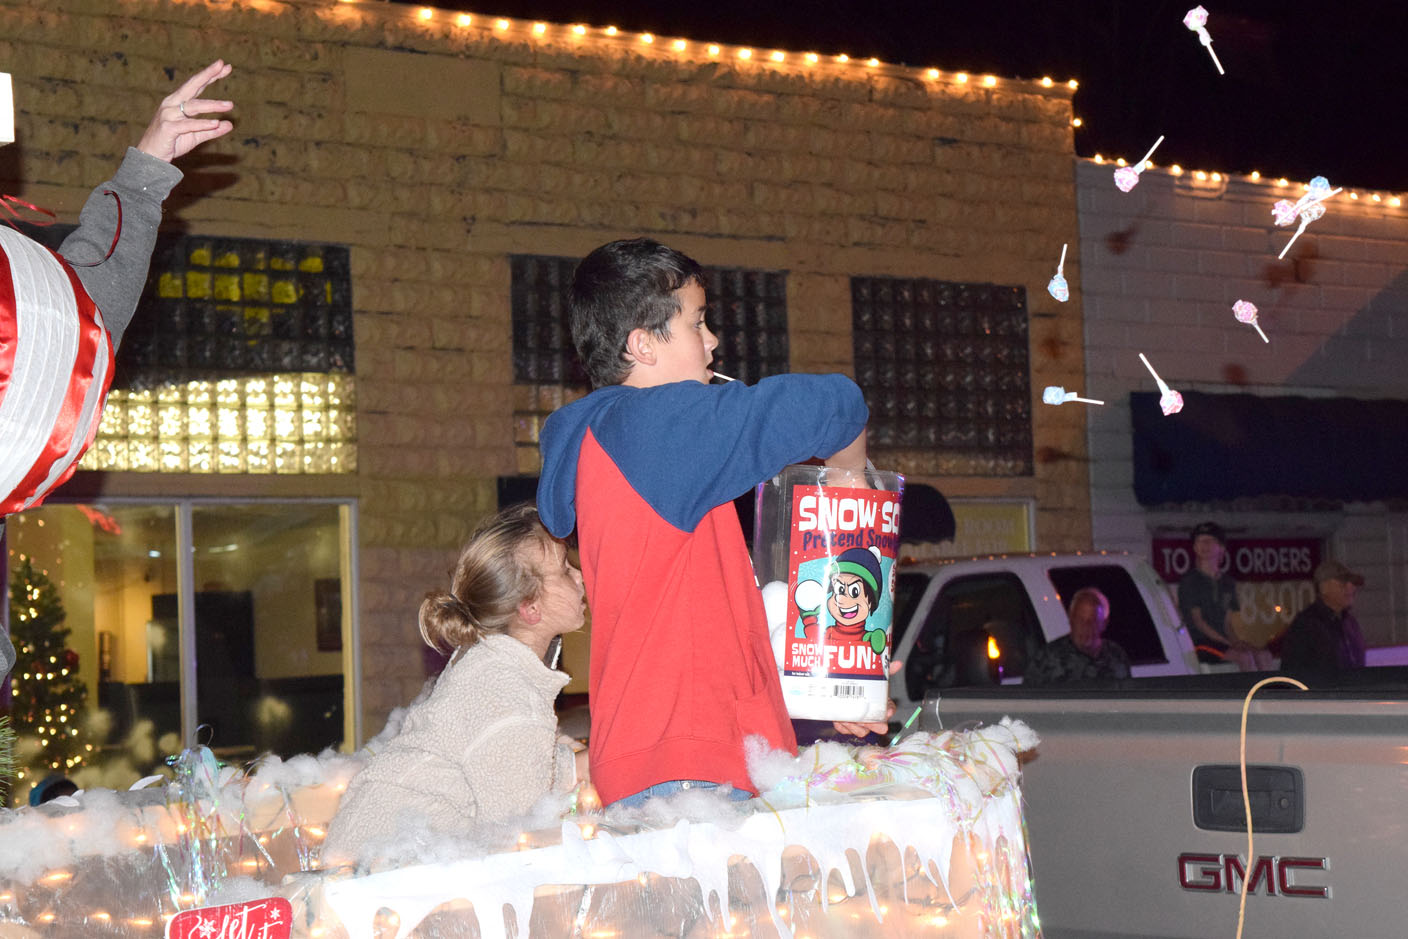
(0, 225), (114, 515)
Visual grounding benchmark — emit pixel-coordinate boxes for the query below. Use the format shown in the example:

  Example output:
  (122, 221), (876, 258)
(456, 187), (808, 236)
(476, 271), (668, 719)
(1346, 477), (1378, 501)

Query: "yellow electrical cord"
(1235, 676), (1308, 939)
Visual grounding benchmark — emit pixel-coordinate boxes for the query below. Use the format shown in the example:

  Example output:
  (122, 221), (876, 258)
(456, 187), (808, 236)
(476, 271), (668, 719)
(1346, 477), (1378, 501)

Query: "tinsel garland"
(0, 715), (15, 796)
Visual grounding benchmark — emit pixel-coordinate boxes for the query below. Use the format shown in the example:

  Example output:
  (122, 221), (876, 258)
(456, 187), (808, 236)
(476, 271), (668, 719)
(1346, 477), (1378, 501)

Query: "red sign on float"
(1150, 537), (1322, 584)
(166, 897), (292, 939)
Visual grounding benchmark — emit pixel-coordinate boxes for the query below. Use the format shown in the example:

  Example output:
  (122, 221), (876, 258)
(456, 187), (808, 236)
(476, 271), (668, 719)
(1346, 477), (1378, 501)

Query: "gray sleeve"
(57, 148), (184, 347)
(0, 629), (13, 683)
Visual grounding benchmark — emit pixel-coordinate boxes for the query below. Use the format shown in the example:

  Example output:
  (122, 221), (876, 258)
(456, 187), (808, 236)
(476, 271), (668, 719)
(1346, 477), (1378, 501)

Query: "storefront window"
(3, 501), (356, 802)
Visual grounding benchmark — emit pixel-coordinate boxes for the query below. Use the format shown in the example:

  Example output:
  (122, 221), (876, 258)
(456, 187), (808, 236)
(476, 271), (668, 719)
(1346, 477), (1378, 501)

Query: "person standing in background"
(1177, 522), (1272, 670)
(1279, 560), (1366, 673)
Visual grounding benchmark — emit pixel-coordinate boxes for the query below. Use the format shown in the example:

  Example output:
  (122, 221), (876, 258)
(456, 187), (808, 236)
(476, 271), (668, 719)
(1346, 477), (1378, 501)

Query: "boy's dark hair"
(568, 238), (705, 387)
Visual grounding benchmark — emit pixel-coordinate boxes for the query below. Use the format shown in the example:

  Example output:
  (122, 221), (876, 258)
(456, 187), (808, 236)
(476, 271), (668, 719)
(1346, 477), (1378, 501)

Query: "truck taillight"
(987, 636), (1000, 659)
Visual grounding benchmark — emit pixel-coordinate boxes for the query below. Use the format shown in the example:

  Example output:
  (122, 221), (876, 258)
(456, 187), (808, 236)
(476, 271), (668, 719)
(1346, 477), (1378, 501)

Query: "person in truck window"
(1023, 587), (1131, 685)
(1177, 521), (1272, 670)
(1279, 560), (1366, 673)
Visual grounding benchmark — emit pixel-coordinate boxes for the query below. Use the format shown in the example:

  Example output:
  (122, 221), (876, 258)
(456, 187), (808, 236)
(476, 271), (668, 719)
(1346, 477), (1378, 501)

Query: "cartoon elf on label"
(794, 546), (888, 654)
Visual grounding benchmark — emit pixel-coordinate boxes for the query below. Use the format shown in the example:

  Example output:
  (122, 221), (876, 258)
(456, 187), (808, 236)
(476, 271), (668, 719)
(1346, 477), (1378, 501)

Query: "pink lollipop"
(1232, 300), (1268, 342)
(1139, 353), (1184, 416)
(1113, 135), (1164, 192)
(1271, 199), (1299, 227)
(1278, 199), (1331, 259)
(1047, 243), (1069, 302)
(1183, 6), (1224, 75)
(1274, 176), (1341, 259)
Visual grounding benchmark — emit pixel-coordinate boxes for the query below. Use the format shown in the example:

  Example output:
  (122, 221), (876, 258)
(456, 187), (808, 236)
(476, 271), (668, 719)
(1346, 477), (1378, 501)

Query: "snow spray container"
(753, 464), (903, 722)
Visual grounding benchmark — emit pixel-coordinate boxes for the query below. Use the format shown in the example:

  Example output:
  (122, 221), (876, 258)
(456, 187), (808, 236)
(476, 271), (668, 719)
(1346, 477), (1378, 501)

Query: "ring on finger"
(179, 100), (189, 118)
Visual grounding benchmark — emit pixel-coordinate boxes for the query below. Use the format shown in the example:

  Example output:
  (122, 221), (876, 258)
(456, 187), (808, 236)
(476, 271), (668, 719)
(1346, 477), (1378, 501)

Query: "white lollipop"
(1042, 385), (1104, 406)
(1, 72), (13, 145)
(1047, 243), (1070, 302)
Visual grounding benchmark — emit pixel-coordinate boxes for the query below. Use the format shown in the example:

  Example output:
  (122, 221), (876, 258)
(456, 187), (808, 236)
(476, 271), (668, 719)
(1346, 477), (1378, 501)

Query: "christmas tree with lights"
(7, 556), (87, 789)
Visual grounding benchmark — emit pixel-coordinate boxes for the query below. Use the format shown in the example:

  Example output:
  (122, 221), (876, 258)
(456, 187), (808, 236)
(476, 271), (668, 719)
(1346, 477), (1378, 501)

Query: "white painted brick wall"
(1076, 159), (1408, 646)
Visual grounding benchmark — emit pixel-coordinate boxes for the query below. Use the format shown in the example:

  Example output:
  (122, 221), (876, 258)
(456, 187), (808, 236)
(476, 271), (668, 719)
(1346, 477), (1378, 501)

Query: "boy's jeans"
(611, 779), (753, 809)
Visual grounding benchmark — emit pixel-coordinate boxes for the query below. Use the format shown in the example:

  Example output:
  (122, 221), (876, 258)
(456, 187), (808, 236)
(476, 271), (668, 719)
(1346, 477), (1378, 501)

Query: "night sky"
(392, 0), (1408, 192)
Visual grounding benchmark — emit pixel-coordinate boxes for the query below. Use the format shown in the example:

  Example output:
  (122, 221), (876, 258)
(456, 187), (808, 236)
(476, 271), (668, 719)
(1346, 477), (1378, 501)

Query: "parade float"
(0, 720), (1039, 938)
(0, 459), (1041, 938)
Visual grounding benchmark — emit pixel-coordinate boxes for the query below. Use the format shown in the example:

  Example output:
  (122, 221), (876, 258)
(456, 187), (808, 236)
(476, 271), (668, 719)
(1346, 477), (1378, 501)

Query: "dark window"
(511, 253), (789, 473)
(511, 255), (587, 387)
(118, 235), (353, 388)
(851, 276), (1031, 475)
(903, 572), (1043, 699)
(1047, 565), (1167, 665)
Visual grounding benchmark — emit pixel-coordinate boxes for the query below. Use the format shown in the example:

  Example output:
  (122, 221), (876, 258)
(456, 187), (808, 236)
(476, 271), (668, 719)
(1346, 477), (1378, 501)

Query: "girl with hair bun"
(325, 503), (587, 864)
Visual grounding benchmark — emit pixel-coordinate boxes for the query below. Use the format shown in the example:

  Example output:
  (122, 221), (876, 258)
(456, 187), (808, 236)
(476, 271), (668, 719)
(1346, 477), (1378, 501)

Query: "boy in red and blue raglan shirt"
(537, 238), (880, 808)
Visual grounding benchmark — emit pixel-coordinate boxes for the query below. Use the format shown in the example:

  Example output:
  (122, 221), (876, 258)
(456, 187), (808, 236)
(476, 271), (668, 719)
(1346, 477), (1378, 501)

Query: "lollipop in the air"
(1183, 6), (1224, 75)
(1139, 353), (1184, 416)
(1047, 243), (1070, 302)
(1232, 300), (1268, 343)
(1043, 386), (1104, 406)
(1273, 176), (1341, 259)
(1114, 135), (1165, 192)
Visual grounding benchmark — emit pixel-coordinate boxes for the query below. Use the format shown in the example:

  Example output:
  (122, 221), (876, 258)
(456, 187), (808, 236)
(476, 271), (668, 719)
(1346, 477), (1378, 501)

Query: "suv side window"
(1047, 565), (1167, 665)
(891, 572), (930, 649)
(904, 573), (1043, 699)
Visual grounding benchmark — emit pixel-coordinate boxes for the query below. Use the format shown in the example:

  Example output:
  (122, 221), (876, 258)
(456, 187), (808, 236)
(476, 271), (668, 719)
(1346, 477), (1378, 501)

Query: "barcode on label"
(832, 685), (864, 697)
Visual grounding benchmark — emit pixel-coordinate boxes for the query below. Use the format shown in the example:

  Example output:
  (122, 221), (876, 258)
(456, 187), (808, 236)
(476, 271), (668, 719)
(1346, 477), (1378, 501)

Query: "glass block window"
(511, 256), (589, 387)
(700, 267), (790, 385)
(116, 237), (354, 382)
(510, 254), (789, 473)
(81, 373), (356, 474)
(851, 276), (1032, 476)
(27, 228), (359, 475)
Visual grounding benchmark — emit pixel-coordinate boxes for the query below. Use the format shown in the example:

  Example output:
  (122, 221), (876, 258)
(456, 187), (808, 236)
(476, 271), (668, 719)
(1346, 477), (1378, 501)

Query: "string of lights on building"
(1087, 154), (1404, 211)
(320, 0), (1078, 94)
(307, 0), (1407, 212)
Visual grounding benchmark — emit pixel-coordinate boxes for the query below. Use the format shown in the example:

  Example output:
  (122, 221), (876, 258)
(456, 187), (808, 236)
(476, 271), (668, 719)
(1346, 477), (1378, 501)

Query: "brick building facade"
(2, 0), (1089, 742)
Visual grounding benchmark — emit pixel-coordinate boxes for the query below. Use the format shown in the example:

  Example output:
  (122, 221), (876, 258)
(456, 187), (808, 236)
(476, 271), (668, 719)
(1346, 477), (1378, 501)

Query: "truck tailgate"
(923, 687), (1408, 938)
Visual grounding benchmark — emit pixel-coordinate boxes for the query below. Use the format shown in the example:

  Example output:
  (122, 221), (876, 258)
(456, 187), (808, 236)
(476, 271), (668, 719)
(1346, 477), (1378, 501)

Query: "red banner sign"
(166, 897), (292, 939)
(1151, 537), (1322, 584)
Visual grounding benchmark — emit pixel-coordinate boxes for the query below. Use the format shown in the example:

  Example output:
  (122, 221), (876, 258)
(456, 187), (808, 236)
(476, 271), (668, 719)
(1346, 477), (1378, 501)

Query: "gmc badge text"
(1177, 854), (1330, 898)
